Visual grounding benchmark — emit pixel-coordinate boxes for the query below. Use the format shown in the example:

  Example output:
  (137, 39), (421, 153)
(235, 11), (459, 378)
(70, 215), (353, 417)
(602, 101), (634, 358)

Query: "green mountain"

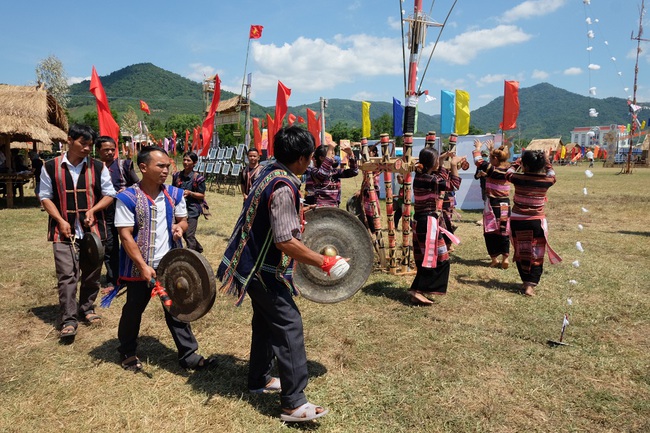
(67, 63), (637, 140)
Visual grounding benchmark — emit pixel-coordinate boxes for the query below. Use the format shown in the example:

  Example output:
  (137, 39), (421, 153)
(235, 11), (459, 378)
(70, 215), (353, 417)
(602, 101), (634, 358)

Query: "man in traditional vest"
(239, 147), (262, 202)
(95, 136), (139, 293)
(39, 124), (116, 340)
(218, 126), (349, 422)
(113, 146), (216, 372)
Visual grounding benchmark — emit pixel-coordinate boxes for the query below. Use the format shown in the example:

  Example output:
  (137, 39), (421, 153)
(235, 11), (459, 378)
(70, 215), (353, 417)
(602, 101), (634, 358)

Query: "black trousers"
(247, 276), (308, 410)
(183, 216), (203, 253)
(117, 280), (201, 367)
(103, 202), (119, 286)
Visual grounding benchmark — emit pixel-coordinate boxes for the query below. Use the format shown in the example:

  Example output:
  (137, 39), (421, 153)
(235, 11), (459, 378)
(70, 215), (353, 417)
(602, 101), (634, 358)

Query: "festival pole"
(320, 97), (327, 147)
(381, 133), (397, 273)
(244, 73), (252, 149)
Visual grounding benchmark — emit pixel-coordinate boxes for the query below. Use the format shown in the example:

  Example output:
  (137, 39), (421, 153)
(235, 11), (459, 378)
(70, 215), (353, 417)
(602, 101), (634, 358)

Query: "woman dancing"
(409, 147), (463, 305)
(472, 139), (512, 269)
(505, 150), (562, 296)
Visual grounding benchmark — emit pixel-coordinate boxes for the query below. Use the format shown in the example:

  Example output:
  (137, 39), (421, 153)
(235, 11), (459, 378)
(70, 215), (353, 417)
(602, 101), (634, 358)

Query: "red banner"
(500, 81), (519, 131)
(89, 66), (120, 143)
(249, 25), (263, 39)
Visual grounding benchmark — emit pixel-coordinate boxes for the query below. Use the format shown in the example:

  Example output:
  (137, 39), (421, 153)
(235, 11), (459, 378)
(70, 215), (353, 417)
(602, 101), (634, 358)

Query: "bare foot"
(408, 290), (434, 305)
(523, 285), (535, 297)
(501, 257), (509, 269)
(489, 258), (499, 268)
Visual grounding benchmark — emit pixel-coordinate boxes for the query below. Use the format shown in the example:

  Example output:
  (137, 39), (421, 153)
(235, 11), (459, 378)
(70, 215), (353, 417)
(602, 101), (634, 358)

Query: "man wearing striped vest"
(40, 124), (116, 340)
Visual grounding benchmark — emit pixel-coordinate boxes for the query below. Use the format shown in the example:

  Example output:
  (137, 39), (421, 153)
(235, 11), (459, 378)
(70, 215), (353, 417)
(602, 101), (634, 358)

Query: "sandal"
(121, 355), (143, 372)
(60, 324), (77, 338)
(186, 355), (218, 371)
(83, 311), (102, 325)
(250, 377), (281, 394)
(280, 402), (329, 422)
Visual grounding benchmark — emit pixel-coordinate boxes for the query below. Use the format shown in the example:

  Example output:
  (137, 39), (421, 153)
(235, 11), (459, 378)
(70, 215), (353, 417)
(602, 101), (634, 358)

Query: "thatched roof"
(216, 95), (242, 114)
(526, 138), (564, 153)
(0, 84), (68, 144)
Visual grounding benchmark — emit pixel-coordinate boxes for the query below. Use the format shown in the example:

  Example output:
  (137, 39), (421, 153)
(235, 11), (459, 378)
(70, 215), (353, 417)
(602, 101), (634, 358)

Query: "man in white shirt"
(113, 146), (215, 372)
(40, 124), (115, 340)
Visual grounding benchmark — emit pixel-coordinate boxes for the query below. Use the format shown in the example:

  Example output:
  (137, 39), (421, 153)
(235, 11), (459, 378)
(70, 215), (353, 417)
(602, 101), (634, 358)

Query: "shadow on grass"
(451, 253), (493, 268)
(0, 195), (41, 210)
(29, 304), (59, 327)
(362, 281), (411, 306)
(455, 274), (522, 294)
(617, 230), (650, 237)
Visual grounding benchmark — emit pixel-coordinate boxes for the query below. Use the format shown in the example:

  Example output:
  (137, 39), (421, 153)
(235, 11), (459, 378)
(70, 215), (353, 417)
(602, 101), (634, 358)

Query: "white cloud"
(479, 94), (495, 100)
(250, 35), (403, 93)
(387, 16), (401, 30)
(351, 91), (375, 101)
(501, 0), (567, 23)
(432, 25), (532, 65)
(67, 76), (89, 85)
(476, 74), (509, 87)
(185, 63), (218, 81)
(564, 67), (583, 75)
(532, 69), (549, 79)
(347, 0), (362, 11)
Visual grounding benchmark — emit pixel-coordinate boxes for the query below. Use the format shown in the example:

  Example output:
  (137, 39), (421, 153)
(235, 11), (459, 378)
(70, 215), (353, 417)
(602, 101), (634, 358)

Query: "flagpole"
(245, 73), (252, 148)
(240, 37), (251, 100)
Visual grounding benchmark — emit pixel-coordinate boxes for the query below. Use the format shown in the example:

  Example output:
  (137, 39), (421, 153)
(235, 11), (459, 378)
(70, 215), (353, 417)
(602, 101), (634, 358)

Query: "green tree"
(372, 113), (392, 139)
(165, 114), (203, 138)
(35, 55), (69, 109)
(468, 124), (484, 135)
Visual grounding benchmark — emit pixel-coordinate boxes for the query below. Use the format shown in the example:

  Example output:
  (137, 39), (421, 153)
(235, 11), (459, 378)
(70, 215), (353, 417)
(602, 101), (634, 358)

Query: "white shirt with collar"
(39, 153), (116, 239)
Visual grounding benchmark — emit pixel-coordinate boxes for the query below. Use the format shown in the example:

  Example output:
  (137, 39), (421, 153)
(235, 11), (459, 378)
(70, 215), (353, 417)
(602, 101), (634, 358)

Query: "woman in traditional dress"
(505, 150), (562, 296)
(472, 139), (512, 269)
(409, 147), (462, 305)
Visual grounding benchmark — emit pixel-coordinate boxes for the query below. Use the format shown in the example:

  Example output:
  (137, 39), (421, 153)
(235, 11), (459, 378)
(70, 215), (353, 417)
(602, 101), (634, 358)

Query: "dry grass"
(1, 164), (649, 432)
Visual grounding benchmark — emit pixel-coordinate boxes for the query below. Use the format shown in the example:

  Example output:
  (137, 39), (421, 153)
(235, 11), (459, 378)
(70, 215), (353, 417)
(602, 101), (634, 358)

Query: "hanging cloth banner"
(362, 101), (371, 137)
(500, 80), (520, 131)
(455, 90), (470, 136)
(440, 90), (455, 135)
(393, 98), (404, 137)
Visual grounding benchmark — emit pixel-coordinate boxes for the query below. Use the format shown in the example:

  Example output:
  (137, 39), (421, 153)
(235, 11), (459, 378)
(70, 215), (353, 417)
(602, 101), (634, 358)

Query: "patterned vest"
(217, 166), (300, 305)
(44, 156), (107, 242)
(116, 184), (184, 282)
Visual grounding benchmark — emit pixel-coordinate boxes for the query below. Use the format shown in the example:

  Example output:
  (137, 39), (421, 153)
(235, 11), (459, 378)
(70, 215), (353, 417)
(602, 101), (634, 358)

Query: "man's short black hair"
(273, 126), (315, 165)
(137, 145), (168, 166)
(247, 148), (259, 155)
(68, 124), (97, 143)
(94, 136), (116, 149)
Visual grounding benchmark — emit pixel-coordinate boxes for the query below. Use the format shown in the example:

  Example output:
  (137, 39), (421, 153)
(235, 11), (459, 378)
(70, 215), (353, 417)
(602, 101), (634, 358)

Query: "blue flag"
(393, 97), (404, 137)
(440, 90), (456, 135)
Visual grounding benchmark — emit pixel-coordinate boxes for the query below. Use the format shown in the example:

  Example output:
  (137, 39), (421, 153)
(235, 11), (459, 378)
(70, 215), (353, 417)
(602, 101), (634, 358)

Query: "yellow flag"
(455, 90), (470, 135)
(362, 101), (371, 137)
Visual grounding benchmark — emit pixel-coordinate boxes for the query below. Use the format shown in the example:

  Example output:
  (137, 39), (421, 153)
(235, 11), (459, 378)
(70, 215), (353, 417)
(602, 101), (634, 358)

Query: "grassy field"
(0, 164), (649, 432)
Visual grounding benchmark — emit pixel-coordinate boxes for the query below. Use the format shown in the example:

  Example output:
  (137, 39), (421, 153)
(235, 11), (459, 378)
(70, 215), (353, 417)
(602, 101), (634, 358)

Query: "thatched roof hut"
(0, 84), (68, 145)
(526, 138), (564, 156)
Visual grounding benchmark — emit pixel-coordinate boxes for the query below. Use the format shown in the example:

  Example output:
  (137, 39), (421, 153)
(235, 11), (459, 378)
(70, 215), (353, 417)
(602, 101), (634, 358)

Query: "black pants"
(103, 202), (119, 286)
(183, 216), (203, 253)
(117, 280), (201, 367)
(247, 276), (308, 410)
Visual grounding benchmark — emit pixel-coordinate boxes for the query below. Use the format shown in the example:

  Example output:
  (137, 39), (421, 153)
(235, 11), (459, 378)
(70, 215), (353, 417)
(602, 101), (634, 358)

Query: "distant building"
(570, 124), (629, 157)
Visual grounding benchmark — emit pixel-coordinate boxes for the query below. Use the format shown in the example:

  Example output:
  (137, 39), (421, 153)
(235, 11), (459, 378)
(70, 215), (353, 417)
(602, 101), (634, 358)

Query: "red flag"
(266, 114), (275, 157)
(139, 100), (151, 115)
(297, 115), (305, 124)
(500, 80), (519, 131)
(274, 81), (291, 136)
(201, 75), (221, 157)
(306, 108), (321, 147)
(193, 127), (200, 152)
(89, 66), (120, 143)
(172, 129), (177, 155)
(249, 25), (263, 39)
(288, 113), (296, 126)
(253, 117), (262, 153)
(184, 129), (189, 152)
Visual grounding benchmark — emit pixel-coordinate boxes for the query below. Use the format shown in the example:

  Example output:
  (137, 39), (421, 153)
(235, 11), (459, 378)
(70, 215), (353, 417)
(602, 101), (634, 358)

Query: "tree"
(35, 55), (69, 109)
(372, 113), (392, 139)
(121, 107), (140, 138)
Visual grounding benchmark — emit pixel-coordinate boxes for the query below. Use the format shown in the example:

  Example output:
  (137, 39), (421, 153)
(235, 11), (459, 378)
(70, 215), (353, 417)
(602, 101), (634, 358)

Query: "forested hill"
(66, 63), (638, 140)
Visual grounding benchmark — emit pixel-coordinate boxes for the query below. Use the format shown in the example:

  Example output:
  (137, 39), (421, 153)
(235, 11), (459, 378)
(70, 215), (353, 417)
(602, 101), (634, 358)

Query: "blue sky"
(1, 0), (647, 117)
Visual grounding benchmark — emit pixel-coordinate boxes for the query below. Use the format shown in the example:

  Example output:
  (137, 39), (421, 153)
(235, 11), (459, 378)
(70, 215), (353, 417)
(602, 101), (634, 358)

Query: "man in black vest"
(95, 136), (139, 292)
(39, 124), (116, 340)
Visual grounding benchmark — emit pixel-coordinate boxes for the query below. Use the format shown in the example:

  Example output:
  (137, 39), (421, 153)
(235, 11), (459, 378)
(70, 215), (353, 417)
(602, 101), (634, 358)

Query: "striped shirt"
(472, 150), (511, 199)
(269, 162), (303, 243)
(505, 160), (556, 218)
(413, 167), (460, 216)
(309, 156), (359, 207)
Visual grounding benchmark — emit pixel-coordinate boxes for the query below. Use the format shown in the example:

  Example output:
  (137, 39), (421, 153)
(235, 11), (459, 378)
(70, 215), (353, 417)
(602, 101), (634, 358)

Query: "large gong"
(156, 248), (216, 322)
(294, 207), (373, 303)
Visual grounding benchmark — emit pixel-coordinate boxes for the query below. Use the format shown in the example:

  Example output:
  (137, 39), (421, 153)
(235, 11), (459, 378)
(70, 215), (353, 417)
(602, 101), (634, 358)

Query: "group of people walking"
(37, 123), (561, 423)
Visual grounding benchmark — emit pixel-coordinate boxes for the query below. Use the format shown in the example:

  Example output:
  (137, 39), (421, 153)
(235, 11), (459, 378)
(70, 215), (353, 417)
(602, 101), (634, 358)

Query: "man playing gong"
(218, 126), (349, 422)
(112, 146), (216, 372)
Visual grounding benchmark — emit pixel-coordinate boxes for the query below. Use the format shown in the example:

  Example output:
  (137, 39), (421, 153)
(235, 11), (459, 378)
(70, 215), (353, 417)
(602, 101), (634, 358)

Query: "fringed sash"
(422, 215), (460, 268)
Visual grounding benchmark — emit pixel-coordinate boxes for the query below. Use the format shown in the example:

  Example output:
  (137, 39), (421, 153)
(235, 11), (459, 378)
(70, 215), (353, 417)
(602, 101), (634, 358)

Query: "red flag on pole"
(201, 75), (221, 157)
(266, 114), (275, 157)
(139, 100), (151, 115)
(184, 129), (189, 152)
(274, 81), (291, 136)
(306, 108), (321, 147)
(500, 81), (520, 131)
(193, 127), (200, 152)
(89, 66), (120, 143)
(172, 129), (177, 155)
(288, 113), (296, 126)
(249, 25), (263, 39)
(252, 117), (262, 153)
(297, 115), (305, 124)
